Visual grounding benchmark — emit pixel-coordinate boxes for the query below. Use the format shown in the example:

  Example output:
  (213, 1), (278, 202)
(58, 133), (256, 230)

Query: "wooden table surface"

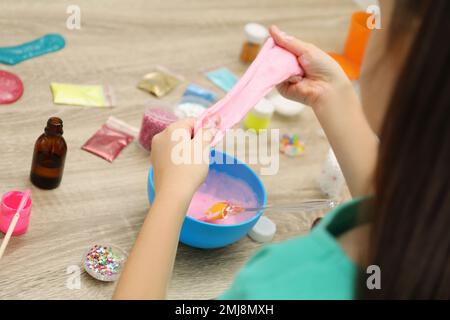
(0, 0), (356, 299)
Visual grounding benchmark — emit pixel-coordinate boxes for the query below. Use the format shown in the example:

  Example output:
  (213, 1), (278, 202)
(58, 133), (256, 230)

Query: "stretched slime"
(195, 37), (303, 146)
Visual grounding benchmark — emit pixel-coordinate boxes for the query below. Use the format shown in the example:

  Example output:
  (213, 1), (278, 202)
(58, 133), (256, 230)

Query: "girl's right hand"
(270, 25), (353, 110)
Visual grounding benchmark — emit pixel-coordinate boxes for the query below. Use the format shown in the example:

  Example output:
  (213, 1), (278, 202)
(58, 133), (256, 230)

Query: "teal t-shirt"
(219, 198), (365, 300)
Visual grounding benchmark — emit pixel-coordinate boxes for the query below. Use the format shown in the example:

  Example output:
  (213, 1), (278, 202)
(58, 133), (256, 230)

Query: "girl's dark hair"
(360, 0), (450, 299)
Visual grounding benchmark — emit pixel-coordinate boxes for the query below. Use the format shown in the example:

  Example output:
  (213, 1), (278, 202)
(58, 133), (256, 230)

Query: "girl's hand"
(270, 25), (353, 110)
(150, 118), (215, 197)
(115, 119), (215, 300)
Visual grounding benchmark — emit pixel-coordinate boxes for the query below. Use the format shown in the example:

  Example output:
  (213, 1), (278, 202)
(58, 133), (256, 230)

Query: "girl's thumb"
(194, 127), (218, 147)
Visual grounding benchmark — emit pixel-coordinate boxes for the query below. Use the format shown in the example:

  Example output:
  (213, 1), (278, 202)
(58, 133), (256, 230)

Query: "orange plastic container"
(329, 11), (372, 80)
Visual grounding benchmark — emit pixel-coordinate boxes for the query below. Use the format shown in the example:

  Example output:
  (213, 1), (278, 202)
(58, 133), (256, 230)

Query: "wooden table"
(0, 0), (356, 299)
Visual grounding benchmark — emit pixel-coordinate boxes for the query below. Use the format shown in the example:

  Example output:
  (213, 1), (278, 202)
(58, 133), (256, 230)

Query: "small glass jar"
(0, 191), (32, 236)
(243, 98), (274, 132)
(83, 244), (127, 282)
(239, 23), (269, 64)
(30, 117), (67, 190)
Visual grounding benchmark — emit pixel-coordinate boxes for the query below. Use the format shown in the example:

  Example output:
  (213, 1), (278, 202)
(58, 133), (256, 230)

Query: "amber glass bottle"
(30, 117), (67, 189)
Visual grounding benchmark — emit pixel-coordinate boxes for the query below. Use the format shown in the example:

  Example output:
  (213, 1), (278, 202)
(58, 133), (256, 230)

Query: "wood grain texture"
(0, 0), (355, 299)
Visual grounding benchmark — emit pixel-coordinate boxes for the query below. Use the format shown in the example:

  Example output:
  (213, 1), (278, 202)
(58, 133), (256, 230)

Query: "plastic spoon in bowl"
(199, 199), (337, 222)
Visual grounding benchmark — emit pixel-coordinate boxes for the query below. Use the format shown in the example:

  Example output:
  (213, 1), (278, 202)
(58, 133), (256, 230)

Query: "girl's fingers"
(174, 117), (196, 130)
(269, 25), (310, 58)
(286, 75), (303, 84)
(276, 82), (290, 96)
(193, 127), (217, 147)
(277, 81), (311, 106)
(167, 117), (196, 137)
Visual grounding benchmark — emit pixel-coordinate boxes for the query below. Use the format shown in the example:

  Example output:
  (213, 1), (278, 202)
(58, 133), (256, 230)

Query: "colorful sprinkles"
(280, 133), (305, 157)
(83, 244), (127, 282)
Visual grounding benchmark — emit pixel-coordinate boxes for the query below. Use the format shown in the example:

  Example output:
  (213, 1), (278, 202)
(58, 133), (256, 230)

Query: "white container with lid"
(269, 92), (306, 117)
(253, 98), (275, 117)
(248, 216), (276, 243)
(243, 98), (275, 131)
(244, 23), (269, 45)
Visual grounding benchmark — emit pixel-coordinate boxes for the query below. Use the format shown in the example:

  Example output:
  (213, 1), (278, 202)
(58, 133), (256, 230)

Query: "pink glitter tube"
(138, 107), (178, 151)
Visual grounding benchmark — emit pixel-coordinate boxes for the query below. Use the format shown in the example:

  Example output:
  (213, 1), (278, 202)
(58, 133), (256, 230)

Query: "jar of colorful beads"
(138, 107), (178, 152)
(83, 244), (127, 282)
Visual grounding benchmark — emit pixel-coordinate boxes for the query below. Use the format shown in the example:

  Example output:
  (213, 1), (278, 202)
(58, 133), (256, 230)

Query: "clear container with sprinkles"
(83, 244), (127, 282)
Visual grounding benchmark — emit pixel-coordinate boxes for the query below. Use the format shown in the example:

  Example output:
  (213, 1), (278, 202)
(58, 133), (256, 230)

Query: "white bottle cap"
(248, 216), (276, 243)
(244, 23), (269, 45)
(252, 98), (275, 118)
(268, 93), (306, 117)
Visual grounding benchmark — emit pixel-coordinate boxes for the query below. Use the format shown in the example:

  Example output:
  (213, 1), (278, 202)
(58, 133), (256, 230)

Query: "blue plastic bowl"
(147, 150), (267, 249)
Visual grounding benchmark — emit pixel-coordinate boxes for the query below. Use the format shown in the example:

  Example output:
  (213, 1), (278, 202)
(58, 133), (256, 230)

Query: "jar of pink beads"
(138, 107), (178, 152)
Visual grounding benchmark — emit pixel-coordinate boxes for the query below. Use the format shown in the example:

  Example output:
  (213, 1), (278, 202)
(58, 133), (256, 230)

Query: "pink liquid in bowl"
(187, 170), (259, 225)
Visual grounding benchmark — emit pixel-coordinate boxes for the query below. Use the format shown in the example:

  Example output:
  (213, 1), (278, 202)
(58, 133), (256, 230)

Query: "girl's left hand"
(150, 118), (215, 197)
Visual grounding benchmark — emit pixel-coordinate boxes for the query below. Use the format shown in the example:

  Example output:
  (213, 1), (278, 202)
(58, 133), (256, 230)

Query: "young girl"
(114, 0), (450, 299)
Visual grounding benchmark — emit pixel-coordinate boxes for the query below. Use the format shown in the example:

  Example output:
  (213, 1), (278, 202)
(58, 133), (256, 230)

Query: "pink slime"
(195, 37), (303, 146)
